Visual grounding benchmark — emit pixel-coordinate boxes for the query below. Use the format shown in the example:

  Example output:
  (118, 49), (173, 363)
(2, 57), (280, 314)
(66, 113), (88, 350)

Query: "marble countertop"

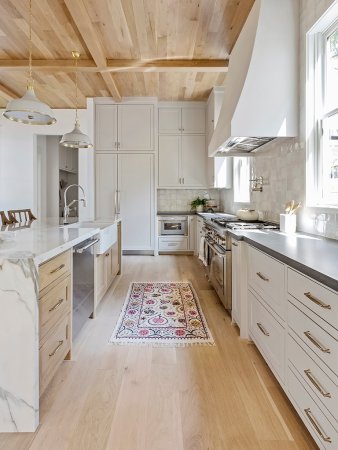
(0, 218), (119, 266)
(229, 229), (338, 291)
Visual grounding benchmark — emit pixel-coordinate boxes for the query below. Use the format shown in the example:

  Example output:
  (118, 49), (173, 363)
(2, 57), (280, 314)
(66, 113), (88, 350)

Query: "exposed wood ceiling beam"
(0, 59), (229, 73)
(100, 72), (122, 102)
(0, 82), (18, 101)
(0, 60), (97, 72)
(63, 0), (121, 102)
(105, 59), (229, 73)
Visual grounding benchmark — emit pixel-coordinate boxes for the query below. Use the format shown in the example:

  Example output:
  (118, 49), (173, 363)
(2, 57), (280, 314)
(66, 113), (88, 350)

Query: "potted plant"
(190, 197), (207, 212)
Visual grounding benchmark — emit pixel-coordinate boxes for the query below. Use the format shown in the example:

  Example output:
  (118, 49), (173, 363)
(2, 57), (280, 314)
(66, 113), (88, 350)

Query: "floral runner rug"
(109, 281), (214, 346)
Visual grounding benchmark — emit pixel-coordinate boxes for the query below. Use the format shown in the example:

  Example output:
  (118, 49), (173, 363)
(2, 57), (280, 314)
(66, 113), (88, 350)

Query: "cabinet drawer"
(39, 251), (71, 292)
(288, 366), (338, 449)
(288, 301), (338, 377)
(40, 314), (71, 395)
(40, 275), (71, 342)
(249, 290), (285, 382)
(248, 246), (285, 319)
(288, 334), (338, 423)
(288, 268), (338, 331)
(159, 237), (188, 251)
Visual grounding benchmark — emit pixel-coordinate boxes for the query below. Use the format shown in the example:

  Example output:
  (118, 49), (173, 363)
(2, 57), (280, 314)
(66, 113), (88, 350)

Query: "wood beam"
(100, 72), (122, 103)
(105, 59), (229, 73)
(0, 60), (97, 72)
(0, 83), (18, 101)
(0, 59), (229, 74)
(63, 0), (121, 101)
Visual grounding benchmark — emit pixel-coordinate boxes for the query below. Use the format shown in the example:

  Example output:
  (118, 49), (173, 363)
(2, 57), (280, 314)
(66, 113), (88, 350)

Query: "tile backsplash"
(223, 0), (338, 241)
(158, 189), (223, 212)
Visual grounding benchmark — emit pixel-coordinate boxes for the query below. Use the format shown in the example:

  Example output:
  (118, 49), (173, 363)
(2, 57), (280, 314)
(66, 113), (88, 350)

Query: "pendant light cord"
(28, 0), (33, 86)
(75, 53), (78, 124)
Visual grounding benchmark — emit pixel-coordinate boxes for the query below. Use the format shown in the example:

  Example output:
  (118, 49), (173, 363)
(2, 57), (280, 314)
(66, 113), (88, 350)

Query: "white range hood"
(209, 0), (299, 157)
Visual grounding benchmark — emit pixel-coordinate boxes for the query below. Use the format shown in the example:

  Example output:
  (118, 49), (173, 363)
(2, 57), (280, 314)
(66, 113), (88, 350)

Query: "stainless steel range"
(200, 214), (278, 311)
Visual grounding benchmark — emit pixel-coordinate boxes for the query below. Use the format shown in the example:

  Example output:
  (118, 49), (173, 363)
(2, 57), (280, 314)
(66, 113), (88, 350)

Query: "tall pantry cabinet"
(95, 101), (155, 252)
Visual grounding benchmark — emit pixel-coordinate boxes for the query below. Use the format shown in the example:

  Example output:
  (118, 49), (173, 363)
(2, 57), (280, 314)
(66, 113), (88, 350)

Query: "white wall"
(0, 108), (94, 219)
(223, 0), (338, 240)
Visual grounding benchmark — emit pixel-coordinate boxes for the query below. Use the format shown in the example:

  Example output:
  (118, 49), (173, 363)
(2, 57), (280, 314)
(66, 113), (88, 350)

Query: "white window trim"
(306, 0), (338, 209)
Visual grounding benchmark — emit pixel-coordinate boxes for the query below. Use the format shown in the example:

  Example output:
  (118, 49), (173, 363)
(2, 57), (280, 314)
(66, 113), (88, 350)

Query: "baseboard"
(123, 250), (155, 255)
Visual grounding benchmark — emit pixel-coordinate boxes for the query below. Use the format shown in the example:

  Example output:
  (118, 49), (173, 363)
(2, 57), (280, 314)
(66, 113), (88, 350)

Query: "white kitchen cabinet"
(158, 135), (180, 186)
(181, 135), (207, 187)
(95, 104), (118, 150)
(95, 103), (154, 151)
(195, 216), (204, 255)
(231, 239), (240, 326)
(118, 153), (154, 251)
(95, 153), (154, 251)
(118, 104), (153, 151)
(188, 216), (196, 252)
(95, 153), (118, 219)
(159, 106), (205, 134)
(95, 240), (120, 310)
(158, 134), (207, 188)
(158, 108), (181, 134)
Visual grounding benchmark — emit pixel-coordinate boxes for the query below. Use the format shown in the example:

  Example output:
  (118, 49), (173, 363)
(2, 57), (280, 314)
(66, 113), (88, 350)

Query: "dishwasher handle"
(74, 238), (100, 254)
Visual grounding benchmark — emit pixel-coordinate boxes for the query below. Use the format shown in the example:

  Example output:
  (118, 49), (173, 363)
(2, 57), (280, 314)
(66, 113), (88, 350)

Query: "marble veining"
(0, 257), (39, 432)
(0, 218), (120, 432)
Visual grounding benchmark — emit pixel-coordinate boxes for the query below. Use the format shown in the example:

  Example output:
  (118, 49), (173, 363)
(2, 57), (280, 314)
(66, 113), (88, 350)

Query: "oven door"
(208, 243), (232, 310)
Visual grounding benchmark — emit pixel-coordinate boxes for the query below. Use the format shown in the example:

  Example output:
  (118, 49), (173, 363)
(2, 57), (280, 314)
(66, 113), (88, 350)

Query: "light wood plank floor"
(0, 255), (318, 450)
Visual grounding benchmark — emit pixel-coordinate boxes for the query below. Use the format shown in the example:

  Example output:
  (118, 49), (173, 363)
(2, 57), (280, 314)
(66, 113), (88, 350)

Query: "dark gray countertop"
(157, 211), (196, 216)
(229, 229), (338, 291)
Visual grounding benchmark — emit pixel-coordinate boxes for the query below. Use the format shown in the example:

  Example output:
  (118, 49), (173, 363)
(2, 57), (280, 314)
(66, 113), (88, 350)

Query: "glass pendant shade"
(3, 85), (56, 125)
(60, 121), (93, 148)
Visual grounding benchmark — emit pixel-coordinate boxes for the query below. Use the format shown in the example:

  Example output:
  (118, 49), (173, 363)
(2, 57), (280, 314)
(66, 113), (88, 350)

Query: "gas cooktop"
(211, 218), (279, 230)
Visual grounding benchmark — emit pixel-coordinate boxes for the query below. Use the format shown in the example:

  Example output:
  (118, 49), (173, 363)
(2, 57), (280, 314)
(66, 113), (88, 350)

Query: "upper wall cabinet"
(95, 103), (154, 152)
(159, 106), (205, 134)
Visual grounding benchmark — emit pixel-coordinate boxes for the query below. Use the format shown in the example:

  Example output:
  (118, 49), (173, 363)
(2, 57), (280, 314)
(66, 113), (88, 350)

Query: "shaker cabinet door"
(95, 104), (118, 151)
(118, 153), (154, 250)
(118, 104), (153, 151)
(95, 153), (118, 219)
(181, 135), (207, 187)
(158, 135), (181, 187)
(181, 107), (205, 134)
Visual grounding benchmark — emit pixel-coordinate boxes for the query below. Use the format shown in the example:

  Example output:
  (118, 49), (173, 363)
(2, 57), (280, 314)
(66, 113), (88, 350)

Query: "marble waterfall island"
(0, 221), (100, 432)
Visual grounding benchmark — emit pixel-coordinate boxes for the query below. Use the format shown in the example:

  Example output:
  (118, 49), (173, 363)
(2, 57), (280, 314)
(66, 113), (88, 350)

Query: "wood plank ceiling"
(0, 0), (254, 108)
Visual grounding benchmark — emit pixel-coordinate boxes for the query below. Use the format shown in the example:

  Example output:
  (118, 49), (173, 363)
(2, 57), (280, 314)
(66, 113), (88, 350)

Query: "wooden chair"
(0, 211), (12, 225)
(7, 209), (37, 223)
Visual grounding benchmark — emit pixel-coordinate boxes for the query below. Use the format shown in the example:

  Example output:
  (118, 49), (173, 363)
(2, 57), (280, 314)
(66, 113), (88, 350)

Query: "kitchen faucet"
(63, 184), (87, 223)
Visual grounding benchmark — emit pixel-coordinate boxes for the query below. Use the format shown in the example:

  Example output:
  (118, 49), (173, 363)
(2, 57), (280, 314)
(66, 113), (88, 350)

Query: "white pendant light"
(60, 51), (93, 149)
(3, 0), (56, 125)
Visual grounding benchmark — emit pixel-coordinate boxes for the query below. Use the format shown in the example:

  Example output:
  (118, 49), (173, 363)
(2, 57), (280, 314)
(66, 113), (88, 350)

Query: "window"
(322, 26), (338, 204)
(233, 157), (251, 203)
(307, 3), (338, 207)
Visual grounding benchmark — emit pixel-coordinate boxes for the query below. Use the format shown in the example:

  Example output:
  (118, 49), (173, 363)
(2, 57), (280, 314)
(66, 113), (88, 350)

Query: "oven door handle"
(74, 238), (100, 254)
(207, 240), (227, 258)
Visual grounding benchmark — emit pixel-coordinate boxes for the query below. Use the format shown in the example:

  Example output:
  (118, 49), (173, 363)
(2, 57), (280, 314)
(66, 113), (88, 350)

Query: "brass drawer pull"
(304, 408), (332, 443)
(49, 340), (64, 358)
(304, 292), (331, 310)
(304, 331), (331, 354)
(50, 263), (65, 274)
(48, 298), (64, 312)
(304, 369), (331, 398)
(232, 242), (238, 247)
(257, 322), (270, 336)
(256, 272), (269, 282)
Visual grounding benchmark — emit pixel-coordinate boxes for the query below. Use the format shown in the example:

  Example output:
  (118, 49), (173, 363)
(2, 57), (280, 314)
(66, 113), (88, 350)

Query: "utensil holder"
(280, 214), (296, 233)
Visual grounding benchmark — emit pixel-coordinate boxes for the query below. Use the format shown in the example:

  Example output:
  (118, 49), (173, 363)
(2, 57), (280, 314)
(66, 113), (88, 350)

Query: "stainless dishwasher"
(73, 237), (99, 339)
